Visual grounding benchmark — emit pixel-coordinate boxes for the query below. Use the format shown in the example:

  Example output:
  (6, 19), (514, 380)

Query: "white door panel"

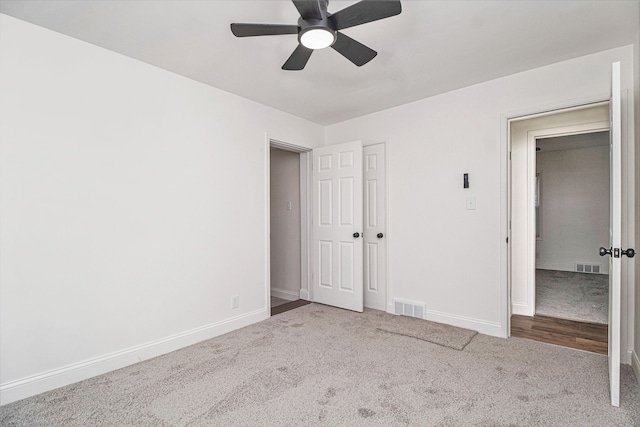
(363, 144), (387, 310)
(607, 61), (621, 407)
(312, 141), (363, 312)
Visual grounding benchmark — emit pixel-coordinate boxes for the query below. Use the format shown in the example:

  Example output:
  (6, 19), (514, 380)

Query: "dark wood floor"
(271, 299), (311, 316)
(511, 314), (608, 355)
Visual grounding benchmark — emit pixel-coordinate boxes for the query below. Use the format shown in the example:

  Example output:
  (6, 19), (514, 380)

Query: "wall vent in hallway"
(393, 299), (426, 319)
(575, 263), (602, 274)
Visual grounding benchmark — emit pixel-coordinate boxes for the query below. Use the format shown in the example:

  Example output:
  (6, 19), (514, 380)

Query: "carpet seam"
(375, 327), (478, 351)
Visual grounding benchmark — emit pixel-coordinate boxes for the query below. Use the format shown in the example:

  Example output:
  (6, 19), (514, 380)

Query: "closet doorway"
(268, 142), (311, 316)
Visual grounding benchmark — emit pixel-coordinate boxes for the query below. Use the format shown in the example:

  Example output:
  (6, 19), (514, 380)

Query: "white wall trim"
(536, 263), (609, 274)
(425, 309), (503, 338)
(521, 121), (611, 317)
(267, 137), (312, 310)
(265, 133), (272, 314)
(300, 152), (311, 303)
(0, 308), (268, 406)
(502, 96), (611, 339)
(511, 303), (530, 317)
(632, 351), (640, 384)
(270, 286), (299, 301)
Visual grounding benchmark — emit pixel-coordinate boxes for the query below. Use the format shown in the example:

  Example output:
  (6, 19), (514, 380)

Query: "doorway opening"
(268, 140), (311, 316)
(508, 102), (611, 354)
(534, 131), (610, 326)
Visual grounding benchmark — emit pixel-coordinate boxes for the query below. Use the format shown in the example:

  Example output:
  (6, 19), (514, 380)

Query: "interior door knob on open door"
(622, 248), (635, 258)
(377, 233), (384, 238)
(599, 247), (612, 257)
(600, 247), (635, 258)
(353, 232), (360, 238)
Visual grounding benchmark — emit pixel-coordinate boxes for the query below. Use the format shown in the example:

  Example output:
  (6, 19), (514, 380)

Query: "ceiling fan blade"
(282, 45), (314, 70)
(331, 32), (377, 66)
(329, 0), (401, 30)
(230, 23), (299, 37)
(292, 0), (323, 20)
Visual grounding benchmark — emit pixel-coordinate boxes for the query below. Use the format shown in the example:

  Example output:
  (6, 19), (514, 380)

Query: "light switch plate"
(466, 197), (476, 210)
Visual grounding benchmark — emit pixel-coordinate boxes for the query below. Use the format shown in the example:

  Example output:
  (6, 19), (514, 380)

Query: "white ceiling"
(537, 131), (609, 152)
(1, 1), (638, 125)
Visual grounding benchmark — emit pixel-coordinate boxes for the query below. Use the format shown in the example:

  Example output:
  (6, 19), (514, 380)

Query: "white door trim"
(501, 96), (609, 338)
(265, 135), (312, 314)
(522, 122), (610, 316)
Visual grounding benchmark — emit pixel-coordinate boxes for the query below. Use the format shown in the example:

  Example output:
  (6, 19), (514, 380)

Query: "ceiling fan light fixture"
(300, 27), (335, 50)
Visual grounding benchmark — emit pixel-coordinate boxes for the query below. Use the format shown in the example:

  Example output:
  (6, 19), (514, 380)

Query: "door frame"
(265, 136), (313, 315)
(522, 122), (610, 317)
(265, 136), (391, 315)
(503, 94), (634, 364)
(501, 95), (610, 338)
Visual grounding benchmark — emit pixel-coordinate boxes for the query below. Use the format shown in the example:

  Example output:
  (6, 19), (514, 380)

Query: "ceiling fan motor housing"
(297, 2), (336, 49)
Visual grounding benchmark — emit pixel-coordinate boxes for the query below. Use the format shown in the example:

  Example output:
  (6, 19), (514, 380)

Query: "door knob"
(599, 247), (612, 257)
(353, 232), (360, 238)
(622, 248), (635, 258)
(377, 233), (384, 238)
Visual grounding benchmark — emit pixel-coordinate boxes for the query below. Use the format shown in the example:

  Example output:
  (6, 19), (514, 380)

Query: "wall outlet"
(231, 295), (239, 309)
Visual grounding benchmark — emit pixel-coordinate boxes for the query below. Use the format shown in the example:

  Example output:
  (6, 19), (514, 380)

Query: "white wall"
(269, 148), (301, 301)
(325, 46), (636, 342)
(536, 145), (609, 272)
(0, 14), (323, 404)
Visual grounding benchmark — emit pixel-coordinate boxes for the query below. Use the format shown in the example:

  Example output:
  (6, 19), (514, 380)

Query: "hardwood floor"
(271, 299), (311, 316)
(511, 314), (608, 355)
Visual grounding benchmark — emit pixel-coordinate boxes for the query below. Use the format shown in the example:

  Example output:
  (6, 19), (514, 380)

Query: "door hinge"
(506, 237), (509, 244)
(509, 152), (512, 160)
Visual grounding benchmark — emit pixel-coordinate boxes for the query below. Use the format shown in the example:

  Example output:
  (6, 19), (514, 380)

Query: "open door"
(602, 61), (622, 407)
(312, 141), (364, 312)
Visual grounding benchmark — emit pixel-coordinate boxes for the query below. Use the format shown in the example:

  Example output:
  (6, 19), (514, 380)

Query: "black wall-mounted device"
(463, 173), (469, 189)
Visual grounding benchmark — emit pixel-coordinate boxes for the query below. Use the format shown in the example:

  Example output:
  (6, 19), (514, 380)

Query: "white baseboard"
(299, 288), (309, 301)
(386, 303), (395, 315)
(271, 286), (299, 301)
(535, 262), (575, 272)
(535, 263), (609, 274)
(385, 303), (502, 338)
(632, 351), (640, 385)
(511, 302), (534, 317)
(0, 308), (268, 406)
(425, 309), (503, 337)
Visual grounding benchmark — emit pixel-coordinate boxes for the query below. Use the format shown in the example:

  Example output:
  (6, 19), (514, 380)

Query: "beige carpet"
(535, 269), (609, 324)
(1, 303), (639, 426)
(375, 314), (477, 351)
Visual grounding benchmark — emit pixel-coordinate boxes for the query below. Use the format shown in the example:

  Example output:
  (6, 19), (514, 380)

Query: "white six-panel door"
(312, 141), (364, 312)
(607, 61), (621, 407)
(363, 143), (387, 311)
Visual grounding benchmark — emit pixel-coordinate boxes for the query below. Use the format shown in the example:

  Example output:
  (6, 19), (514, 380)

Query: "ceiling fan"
(230, 0), (402, 70)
